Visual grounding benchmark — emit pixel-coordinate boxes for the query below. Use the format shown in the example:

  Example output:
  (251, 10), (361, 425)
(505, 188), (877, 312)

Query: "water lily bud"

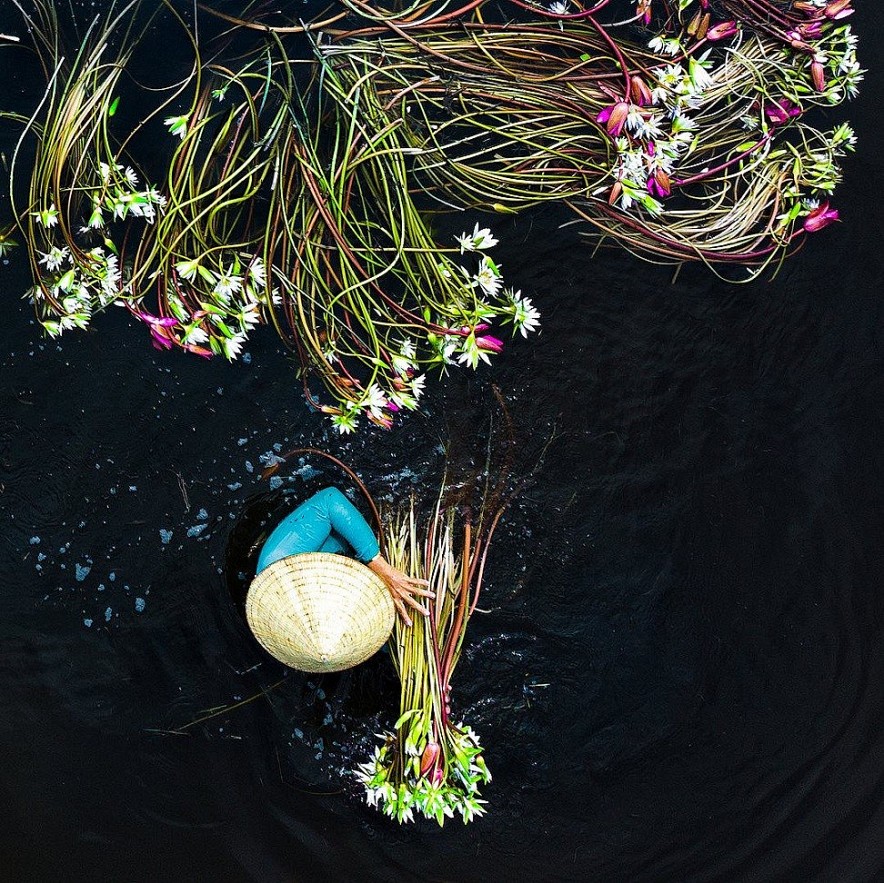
(811, 60), (826, 92)
(420, 742), (440, 777)
(367, 411), (393, 430)
(476, 335), (504, 354)
(629, 76), (652, 107)
(825, 0), (854, 19)
(798, 20), (823, 37)
(706, 20), (738, 41)
(431, 768), (444, 787)
(597, 101), (630, 138)
(184, 344), (213, 359)
(607, 181), (623, 206)
(688, 11), (710, 38)
(648, 168), (671, 198)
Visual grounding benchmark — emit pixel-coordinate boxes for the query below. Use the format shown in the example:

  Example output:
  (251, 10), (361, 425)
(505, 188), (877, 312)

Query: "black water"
(2, 4), (884, 881)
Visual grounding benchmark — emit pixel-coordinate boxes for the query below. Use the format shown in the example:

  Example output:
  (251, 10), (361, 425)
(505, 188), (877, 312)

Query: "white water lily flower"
(505, 289), (541, 337)
(456, 337), (490, 369)
(473, 255), (503, 297)
(214, 269), (243, 300)
(148, 188), (167, 209)
(248, 257), (267, 289)
(164, 114), (189, 139)
(87, 202), (104, 229)
(688, 57), (714, 92)
(124, 166), (139, 187)
(182, 324), (209, 345)
(222, 333), (246, 360)
(238, 304), (261, 329)
(391, 338), (417, 375)
(648, 35), (681, 56)
(33, 203), (59, 228)
(331, 408), (358, 435)
(456, 222), (499, 254)
(389, 389), (418, 411)
(548, 0), (569, 13)
(38, 246), (70, 272)
(175, 259), (199, 282)
(411, 374), (426, 399)
(362, 383), (389, 418)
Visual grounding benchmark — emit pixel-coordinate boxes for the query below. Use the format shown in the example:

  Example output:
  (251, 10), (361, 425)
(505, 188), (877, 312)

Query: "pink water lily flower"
(597, 101), (630, 138)
(765, 99), (802, 126)
(803, 202), (840, 232)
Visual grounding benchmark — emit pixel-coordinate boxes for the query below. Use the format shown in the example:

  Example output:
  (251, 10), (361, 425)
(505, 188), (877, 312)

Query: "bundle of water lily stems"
(356, 492), (501, 824)
(1, 0), (861, 427)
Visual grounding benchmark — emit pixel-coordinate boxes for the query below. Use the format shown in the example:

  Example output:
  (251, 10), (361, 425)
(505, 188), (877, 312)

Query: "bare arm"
(367, 554), (434, 627)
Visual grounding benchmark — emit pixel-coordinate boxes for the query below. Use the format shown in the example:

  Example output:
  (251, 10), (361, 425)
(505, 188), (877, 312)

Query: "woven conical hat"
(245, 553), (394, 673)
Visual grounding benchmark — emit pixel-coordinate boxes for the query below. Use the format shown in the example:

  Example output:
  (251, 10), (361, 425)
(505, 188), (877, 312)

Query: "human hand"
(368, 555), (434, 626)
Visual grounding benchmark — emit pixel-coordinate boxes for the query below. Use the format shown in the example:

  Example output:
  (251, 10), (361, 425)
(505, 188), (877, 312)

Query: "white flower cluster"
(33, 245), (124, 338)
(604, 55), (712, 215)
(356, 725), (491, 826)
(170, 254), (270, 360)
(329, 223), (539, 434)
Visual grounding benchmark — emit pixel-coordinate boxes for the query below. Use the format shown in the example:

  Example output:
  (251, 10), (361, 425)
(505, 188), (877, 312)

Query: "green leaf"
(108, 96), (120, 117)
(56, 269), (76, 292)
(394, 705), (417, 727)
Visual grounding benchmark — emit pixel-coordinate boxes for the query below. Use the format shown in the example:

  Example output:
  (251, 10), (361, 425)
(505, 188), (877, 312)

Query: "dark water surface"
(2, 3), (884, 881)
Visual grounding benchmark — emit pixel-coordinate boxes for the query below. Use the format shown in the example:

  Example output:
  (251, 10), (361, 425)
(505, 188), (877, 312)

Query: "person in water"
(256, 486), (432, 625)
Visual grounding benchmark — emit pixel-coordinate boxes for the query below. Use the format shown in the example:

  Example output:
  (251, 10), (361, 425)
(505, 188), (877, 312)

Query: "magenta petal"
(596, 105), (613, 124)
(476, 334), (504, 353)
(149, 327), (173, 349)
(803, 203), (840, 232)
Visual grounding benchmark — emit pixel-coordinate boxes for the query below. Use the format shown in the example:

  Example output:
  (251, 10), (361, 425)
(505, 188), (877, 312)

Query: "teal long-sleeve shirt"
(255, 487), (380, 574)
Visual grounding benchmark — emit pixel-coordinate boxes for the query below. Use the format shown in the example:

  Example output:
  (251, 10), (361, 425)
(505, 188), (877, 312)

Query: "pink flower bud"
(811, 60), (826, 92)
(149, 326), (173, 350)
(647, 168), (671, 198)
(597, 101), (630, 138)
(432, 767), (444, 787)
(420, 742), (440, 777)
(825, 0), (853, 20)
(706, 20), (738, 41)
(629, 76), (653, 107)
(476, 335), (504, 354)
(138, 311), (178, 328)
(184, 344), (213, 359)
(798, 20), (823, 37)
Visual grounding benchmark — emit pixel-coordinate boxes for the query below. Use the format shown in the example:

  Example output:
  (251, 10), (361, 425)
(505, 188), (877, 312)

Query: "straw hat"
(245, 552), (395, 673)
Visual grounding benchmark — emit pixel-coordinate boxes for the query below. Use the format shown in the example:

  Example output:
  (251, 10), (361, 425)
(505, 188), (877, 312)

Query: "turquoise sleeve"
(256, 487), (380, 573)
